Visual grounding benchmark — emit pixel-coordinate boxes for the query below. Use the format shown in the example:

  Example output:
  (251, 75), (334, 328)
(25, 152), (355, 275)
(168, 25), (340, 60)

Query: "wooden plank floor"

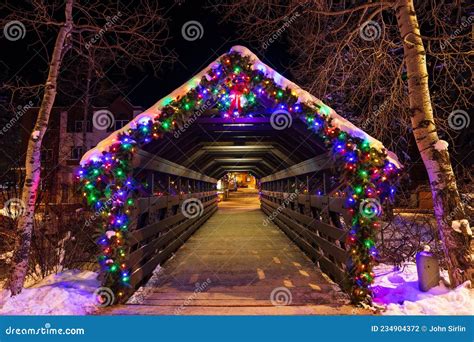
(102, 189), (365, 315)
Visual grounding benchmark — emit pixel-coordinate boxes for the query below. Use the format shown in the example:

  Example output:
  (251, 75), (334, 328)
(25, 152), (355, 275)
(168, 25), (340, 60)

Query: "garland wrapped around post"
(77, 48), (401, 303)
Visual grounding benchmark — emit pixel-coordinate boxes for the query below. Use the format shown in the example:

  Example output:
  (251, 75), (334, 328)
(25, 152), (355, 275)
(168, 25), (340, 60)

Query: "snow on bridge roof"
(80, 45), (401, 169)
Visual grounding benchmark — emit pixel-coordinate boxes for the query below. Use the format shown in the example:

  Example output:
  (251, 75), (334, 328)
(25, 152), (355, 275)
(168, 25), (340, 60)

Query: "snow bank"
(452, 219), (472, 236)
(0, 270), (100, 315)
(433, 139), (449, 151)
(373, 263), (473, 315)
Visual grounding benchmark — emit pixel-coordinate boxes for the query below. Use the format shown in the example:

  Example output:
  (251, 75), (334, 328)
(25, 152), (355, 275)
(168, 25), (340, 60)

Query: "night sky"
(129, 0), (291, 108)
(1, 0), (292, 109)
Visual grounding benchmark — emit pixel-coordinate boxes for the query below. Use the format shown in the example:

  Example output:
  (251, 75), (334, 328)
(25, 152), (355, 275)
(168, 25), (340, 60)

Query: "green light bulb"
(364, 239), (373, 248)
(319, 104), (330, 116)
(361, 141), (370, 151)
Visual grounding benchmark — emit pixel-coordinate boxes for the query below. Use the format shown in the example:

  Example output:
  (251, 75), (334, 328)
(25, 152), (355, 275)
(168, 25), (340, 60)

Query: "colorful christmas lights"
(77, 50), (400, 303)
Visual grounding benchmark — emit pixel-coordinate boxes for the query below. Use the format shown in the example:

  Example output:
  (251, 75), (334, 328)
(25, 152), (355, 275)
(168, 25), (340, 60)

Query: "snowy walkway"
(101, 189), (364, 315)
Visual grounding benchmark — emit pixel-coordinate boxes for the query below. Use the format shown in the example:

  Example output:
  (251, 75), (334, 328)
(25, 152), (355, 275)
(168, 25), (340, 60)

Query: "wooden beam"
(180, 144), (297, 169)
(209, 166), (265, 178)
(260, 152), (334, 182)
(195, 117), (271, 124)
(133, 149), (217, 183)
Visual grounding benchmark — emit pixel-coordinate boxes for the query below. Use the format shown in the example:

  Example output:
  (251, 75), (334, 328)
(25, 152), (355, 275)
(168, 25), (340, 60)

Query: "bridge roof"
(80, 45), (401, 169)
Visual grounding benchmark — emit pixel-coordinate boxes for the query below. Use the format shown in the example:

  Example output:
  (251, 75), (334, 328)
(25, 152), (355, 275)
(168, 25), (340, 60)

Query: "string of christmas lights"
(77, 50), (401, 303)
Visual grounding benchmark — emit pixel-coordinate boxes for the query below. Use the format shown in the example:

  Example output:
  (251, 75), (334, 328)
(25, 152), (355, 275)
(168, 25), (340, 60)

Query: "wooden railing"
(127, 191), (218, 289)
(260, 190), (351, 289)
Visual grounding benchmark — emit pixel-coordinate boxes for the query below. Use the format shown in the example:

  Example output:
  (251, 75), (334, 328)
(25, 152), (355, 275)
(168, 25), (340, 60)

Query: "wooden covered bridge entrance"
(104, 189), (357, 315)
(78, 46), (401, 313)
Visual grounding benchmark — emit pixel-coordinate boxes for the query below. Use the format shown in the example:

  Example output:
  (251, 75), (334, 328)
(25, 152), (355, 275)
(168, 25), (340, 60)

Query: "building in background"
(226, 172), (256, 190)
(19, 98), (143, 203)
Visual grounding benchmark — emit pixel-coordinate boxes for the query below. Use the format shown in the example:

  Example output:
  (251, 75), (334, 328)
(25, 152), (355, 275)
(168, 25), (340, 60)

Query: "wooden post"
(150, 172), (155, 196)
(323, 172), (327, 195)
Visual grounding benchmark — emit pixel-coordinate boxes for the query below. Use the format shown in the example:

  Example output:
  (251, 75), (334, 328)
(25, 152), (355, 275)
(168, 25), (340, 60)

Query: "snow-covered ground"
(0, 270), (100, 315)
(373, 262), (473, 315)
(0, 264), (472, 315)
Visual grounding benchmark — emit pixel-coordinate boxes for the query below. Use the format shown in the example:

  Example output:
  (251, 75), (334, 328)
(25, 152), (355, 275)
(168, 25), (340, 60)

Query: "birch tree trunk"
(395, 0), (472, 286)
(9, 0), (74, 295)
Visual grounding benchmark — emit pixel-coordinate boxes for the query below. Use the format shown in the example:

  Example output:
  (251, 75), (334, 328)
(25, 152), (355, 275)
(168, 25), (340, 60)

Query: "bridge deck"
(102, 189), (365, 315)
